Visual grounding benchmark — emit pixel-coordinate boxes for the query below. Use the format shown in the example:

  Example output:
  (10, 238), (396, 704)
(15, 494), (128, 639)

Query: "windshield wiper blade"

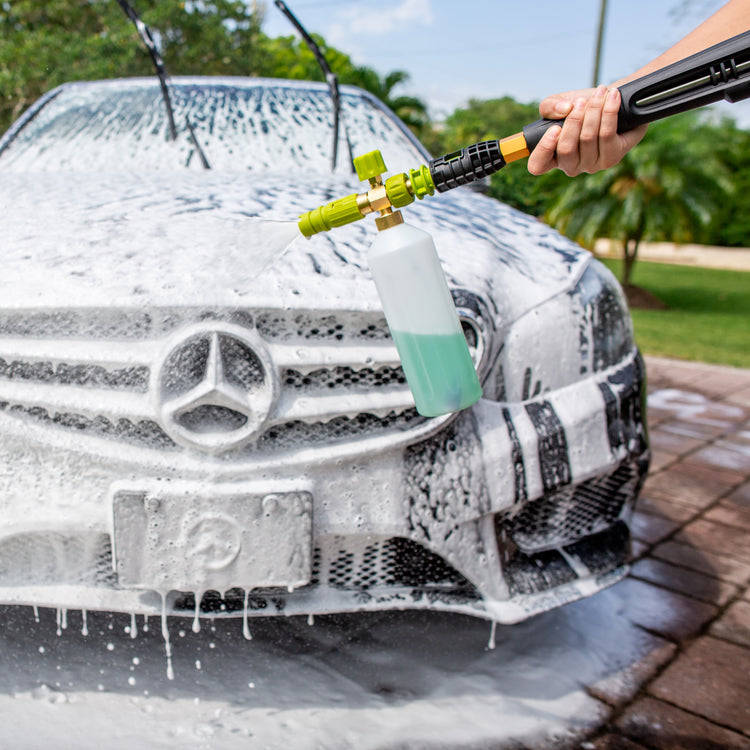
(115, 0), (177, 139)
(274, 0), (354, 172)
(115, 0), (210, 168)
(184, 116), (210, 169)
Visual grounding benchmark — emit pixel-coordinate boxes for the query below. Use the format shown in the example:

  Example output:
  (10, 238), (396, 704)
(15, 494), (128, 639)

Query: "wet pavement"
(580, 356), (750, 749)
(0, 355), (748, 749)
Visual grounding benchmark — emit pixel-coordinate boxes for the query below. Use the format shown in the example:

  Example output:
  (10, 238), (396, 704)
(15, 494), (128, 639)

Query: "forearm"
(529, 0), (750, 176)
(617, 0), (750, 84)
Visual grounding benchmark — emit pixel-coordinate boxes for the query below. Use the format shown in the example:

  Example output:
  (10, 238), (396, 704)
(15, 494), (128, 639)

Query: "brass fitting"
(375, 211), (404, 231)
(355, 182), (392, 216)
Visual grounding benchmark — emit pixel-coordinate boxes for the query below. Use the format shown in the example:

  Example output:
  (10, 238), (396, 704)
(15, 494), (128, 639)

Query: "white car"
(0, 77), (649, 626)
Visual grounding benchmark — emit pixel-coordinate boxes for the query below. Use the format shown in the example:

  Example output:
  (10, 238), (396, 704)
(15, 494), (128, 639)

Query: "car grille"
(0, 530), (476, 602)
(503, 461), (641, 553)
(172, 536), (479, 614)
(0, 532), (115, 586)
(0, 308), (462, 454)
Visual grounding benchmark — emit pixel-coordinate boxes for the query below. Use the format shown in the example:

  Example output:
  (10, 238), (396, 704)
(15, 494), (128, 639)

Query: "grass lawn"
(601, 258), (750, 369)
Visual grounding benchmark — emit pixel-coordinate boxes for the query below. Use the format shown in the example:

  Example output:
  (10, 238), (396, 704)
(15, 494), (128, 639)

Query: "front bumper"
(0, 351), (648, 623)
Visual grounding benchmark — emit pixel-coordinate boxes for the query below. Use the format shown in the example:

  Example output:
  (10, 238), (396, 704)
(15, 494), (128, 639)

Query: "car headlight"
(451, 288), (494, 381)
(575, 260), (635, 373)
(492, 259), (635, 402)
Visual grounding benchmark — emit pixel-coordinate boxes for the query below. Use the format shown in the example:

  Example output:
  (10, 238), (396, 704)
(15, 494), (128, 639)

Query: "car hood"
(0, 170), (590, 322)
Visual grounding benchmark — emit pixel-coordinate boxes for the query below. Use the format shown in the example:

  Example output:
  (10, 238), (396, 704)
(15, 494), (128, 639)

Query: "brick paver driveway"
(580, 356), (750, 749)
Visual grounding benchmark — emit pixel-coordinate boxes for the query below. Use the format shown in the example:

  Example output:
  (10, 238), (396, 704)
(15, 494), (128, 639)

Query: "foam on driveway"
(0, 355), (748, 749)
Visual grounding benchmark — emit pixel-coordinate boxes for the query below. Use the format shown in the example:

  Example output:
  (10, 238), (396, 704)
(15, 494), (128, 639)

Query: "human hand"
(526, 85), (648, 177)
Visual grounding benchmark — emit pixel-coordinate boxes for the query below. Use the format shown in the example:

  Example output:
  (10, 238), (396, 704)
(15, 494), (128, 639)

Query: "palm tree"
(545, 112), (733, 292)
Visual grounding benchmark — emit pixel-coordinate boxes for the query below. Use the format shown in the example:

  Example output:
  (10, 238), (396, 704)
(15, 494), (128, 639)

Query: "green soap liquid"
(391, 330), (482, 417)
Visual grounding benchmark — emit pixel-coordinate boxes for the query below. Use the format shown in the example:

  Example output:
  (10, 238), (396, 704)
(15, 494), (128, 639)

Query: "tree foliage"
(0, 0), (266, 132)
(710, 117), (750, 247)
(344, 67), (428, 133)
(544, 111), (734, 286)
(431, 99), (750, 257)
(0, 1), (428, 137)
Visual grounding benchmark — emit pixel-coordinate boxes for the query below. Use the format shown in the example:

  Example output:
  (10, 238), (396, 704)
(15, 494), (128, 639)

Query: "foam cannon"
(296, 29), (750, 419)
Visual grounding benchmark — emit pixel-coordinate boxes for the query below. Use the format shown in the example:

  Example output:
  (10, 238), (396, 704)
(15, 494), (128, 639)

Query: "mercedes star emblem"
(153, 323), (277, 453)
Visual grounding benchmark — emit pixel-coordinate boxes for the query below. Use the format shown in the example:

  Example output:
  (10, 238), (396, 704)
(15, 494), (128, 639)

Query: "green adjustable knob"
(354, 150), (387, 182)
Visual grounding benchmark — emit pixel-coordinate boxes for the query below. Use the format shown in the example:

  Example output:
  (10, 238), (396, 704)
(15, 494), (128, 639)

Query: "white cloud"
(328, 0), (433, 45)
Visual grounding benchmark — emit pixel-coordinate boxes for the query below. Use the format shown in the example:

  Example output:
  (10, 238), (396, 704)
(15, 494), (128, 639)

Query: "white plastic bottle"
(367, 212), (482, 417)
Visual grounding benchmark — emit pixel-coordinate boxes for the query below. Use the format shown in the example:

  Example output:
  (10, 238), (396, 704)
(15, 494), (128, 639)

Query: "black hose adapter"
(428, 140), (506, 193)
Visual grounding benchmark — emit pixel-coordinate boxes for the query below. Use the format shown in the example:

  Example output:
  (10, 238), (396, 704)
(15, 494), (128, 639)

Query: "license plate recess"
(113, 487), (312, 592)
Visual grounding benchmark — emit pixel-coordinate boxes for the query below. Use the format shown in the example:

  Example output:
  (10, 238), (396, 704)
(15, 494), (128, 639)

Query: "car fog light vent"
(503, 522), (630, 596)
(506, 462), (639, 553)
(314, 536), (475, 593)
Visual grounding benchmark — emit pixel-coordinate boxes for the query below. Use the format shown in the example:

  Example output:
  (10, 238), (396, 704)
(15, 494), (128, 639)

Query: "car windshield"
(0, 78), (426, 174)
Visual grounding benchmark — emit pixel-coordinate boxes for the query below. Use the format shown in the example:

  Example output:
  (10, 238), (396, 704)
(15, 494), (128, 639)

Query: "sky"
(261, 0), (750, 126)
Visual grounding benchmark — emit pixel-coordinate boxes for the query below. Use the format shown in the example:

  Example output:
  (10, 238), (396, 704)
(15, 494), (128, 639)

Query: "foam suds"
(242, 590), (252, 641)
(487, 620), (497, 650)
(55, 608), (68, 637)
(192, 593), (203, 635)
(160, 594), (174, 681)
(4, 583), (681, 748)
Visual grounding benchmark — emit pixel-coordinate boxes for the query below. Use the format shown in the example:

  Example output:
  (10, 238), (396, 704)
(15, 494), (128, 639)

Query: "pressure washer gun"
(297, 29), (750, 418)
(299, 29), (750, 238)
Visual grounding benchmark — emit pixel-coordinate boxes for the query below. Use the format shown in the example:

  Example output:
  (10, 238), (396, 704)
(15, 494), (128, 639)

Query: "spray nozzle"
(298, 150), (435, 237)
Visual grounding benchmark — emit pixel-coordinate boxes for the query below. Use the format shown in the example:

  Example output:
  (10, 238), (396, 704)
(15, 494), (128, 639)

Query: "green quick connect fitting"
(298, 150), (435, 237)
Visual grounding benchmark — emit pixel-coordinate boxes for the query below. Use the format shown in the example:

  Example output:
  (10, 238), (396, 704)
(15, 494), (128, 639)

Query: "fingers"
(529, 86), (645, 176)
(596, 87), (622, 168)
(555, 96), (588, 175)
(539, 96), (574, 120)
(577, 85), (608, 170)
(539, 89), (593, 119)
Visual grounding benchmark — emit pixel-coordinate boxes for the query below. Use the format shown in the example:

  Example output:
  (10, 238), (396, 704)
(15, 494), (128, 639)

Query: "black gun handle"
(617, 28), (750, 130)
(522, 28), (750, 153)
